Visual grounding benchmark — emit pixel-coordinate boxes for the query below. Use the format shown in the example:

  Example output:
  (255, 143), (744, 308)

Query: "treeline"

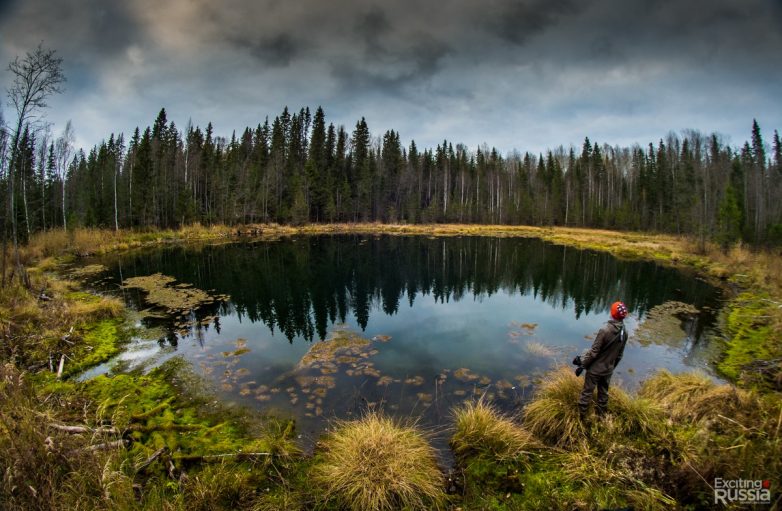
(3, 106), (782, 245)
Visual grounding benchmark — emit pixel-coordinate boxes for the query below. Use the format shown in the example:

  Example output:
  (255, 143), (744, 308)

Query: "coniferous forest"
(2, 105), (781, 246)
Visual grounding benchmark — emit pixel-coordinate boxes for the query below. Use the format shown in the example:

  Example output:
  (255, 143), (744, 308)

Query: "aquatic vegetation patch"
(454, 367), (480, 382)
(122, 273), (228, 317)
(524, 340), (557, 358)
(297, 329), (371, 369)
(634, 300), (699, 347)
(67, 263), (108, 279)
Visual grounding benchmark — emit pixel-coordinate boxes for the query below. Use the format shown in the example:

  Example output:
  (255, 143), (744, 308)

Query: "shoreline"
(25, 222), (781, 388)
(2, 223), (780, 510)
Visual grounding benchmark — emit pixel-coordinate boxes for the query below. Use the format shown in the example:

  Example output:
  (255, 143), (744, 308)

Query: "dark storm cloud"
(0, 0), (779, 155)
(487, 0), (584, 46)
(0, 0), (18, 19)
(330, 35), (451, 97)
(329, 6), (452, 97)
(356, 5), (392, 57)
(228, 33), (303, 67)
(0, 0), (142, 60)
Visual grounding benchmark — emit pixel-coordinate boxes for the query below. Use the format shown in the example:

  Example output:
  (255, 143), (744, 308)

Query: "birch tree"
(5, 44), (65, 284)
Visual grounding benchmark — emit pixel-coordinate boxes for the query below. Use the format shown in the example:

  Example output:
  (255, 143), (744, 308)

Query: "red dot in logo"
(762, 480), (770, 489)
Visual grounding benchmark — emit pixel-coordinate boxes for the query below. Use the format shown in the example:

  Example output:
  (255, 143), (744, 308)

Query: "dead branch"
(82, 439), (128, 452)
(174, 452), (273, 463)
(49, 423), (119, 435)
(135, 447), (168, 472)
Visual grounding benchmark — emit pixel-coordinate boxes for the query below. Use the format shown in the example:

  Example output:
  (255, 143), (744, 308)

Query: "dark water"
(85, 235), (722, 445)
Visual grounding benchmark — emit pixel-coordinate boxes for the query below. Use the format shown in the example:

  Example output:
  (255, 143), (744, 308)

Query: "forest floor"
(2, 223), (781, 510)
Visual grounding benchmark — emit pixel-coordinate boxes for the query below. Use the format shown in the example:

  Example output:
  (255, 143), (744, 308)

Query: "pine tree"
(717, 185), (742, 250)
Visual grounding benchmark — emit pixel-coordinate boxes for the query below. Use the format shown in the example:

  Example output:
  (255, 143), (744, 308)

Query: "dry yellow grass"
(523, 367), (589, 446)
(638, 369), (759, 424)
(451, 399), (536, 463)
(312, 412), (445, 511)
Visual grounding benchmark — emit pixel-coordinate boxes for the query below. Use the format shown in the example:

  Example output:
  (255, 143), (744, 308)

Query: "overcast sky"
(1, 0), (780, 155)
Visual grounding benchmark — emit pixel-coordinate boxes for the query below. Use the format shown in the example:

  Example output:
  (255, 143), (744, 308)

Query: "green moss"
(64, 290), (101, 303)
(64, 318), (126, 376)
(81, 359), (298, 465)
(718, 292), (779, 383)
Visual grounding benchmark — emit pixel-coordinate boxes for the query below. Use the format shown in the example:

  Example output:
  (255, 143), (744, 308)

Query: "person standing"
(574, 301), (628, 420)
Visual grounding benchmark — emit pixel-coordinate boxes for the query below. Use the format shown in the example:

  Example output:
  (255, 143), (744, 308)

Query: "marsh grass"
(559, 444), (676, 511)
(638, 369), (782, 497)
(522, 367), (588, 446)
(311, 412), (445, 511)
(451, 399), (536, 463)
(639, 369), (753, 422)
(0, 364), (135, 511)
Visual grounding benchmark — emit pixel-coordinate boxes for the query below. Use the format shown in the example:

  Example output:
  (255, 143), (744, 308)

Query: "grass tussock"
(311, 412), (445, 511)
(639, 369), (754, 422)
(522, 367), (588, 446)
(451, 399), (536, 463)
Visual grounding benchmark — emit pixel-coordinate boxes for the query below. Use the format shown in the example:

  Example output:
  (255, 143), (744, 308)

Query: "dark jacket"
(581, 319), (627, 376)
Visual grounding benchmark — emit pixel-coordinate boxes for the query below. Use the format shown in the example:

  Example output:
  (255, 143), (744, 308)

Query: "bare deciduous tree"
(55, 120), (74, 230)
(4, 43), (65, 286)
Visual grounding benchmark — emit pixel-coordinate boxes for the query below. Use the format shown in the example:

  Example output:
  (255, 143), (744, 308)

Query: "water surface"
(84, 235), (723, 443)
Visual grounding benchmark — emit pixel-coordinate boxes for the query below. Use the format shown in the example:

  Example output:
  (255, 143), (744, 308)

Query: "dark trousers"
(578, 371), (611, 415)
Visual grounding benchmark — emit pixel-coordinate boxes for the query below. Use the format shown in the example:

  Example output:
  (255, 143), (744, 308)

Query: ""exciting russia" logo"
(714, 478), (771, 505)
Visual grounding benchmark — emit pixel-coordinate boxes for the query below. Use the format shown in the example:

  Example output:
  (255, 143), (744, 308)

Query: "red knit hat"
(611, 301), (628, 320)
